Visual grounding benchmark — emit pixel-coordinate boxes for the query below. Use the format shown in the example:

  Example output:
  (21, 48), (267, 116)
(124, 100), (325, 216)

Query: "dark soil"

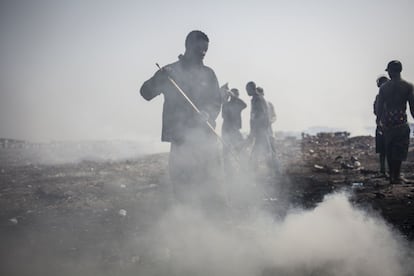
(0, 134), (413, 275)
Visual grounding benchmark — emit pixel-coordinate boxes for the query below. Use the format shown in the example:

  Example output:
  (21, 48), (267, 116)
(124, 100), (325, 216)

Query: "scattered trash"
(120, 184), (126, 188)
(353, 161), (361, 168)
(313, 164), (324, 170)
(9, 218), (18, 225)
(119, 209), (127, 217)
(263, 197), (278, 201)
(351, 182), (364, 188)
(341, 163), (354, 170)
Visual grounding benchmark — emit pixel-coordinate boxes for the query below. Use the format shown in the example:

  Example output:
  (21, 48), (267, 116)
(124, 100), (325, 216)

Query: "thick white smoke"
(143, 192), (413, 276)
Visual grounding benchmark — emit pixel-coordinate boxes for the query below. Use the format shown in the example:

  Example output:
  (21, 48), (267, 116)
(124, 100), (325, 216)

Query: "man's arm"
(204, 70), (222, 123)
(140, 70), (164, 101)
(268, 102), (276, 123)
(377, 88), (385, 122)
(407, 84), (414, 119)
(373, 95), (378, 116)
(238, 98), (247, 110)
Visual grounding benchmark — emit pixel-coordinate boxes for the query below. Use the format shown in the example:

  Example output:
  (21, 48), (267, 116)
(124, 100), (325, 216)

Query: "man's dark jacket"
(140, 55), (222, 143)
(222, 97), (247, 132)
(250, 94), (270, 135)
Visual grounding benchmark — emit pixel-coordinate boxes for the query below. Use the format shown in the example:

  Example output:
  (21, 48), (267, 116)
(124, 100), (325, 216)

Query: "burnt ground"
(0, 134), (413, 275)
(288, 134), (414, 241)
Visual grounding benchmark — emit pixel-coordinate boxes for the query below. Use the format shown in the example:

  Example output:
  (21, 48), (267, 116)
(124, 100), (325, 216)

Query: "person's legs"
(376, 127), (386, 174)
(169, 142), (192, 203)
(170, 139), (209, 204)
(379, 153), (386, 173)
(392, 160), (402, 183)
(389, 124), (410, 184)
(171, 129), (226, 212)
(384, 128), (396, 183)
(386, 146), (395, 183)
(255, 131), (272, 161)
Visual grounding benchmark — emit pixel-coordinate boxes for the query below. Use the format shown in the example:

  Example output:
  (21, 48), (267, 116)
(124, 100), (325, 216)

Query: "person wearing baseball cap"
(376, 60), (414, 184)
(385, 60), (402, 73)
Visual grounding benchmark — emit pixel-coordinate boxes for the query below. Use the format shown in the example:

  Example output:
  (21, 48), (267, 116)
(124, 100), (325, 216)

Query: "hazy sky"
(1, 0), (414, 143)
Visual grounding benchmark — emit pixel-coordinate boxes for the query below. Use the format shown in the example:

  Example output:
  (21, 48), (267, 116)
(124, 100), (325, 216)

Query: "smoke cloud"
(2, 141), (413, 276)
(141, 192), (413, 276)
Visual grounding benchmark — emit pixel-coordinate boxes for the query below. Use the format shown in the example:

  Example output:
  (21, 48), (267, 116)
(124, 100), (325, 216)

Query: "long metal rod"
(155, 63), (244, 171)
(156, 63), (223, 143)
(156, 63), (245, 209)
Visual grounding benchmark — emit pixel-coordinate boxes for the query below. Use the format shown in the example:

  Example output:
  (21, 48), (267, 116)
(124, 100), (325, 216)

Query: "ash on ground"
(0, 134), (413, 275)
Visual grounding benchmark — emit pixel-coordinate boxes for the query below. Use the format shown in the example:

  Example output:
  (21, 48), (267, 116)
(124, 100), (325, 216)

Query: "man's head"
(256, 87), (264, 96)
(246, 81), (256, 96)
(385, 60), (402, 78)
(376, 76), (389, 88)
(184, 30), (209, 62)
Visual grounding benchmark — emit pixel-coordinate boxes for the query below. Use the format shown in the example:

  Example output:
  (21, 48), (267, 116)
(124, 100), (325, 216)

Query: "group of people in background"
(140, 30), (414, 207)
(374, 60), (414, 184)
(221, 81), (276, 172)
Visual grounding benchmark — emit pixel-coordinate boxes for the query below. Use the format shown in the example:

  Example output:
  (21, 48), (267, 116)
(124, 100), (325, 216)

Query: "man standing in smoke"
(140, 30), (223, 204)
(221, 87), (247, 171)
(256, 86), (277, 136)
(373, 75), (389, 177)
(246, 81), (273, 168)
(376, 60), (414, 184)
(222, 88), (247, 148)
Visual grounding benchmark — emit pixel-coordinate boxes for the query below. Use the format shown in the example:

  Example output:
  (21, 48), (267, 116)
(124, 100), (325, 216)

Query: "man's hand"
(154, 66), (173, 82)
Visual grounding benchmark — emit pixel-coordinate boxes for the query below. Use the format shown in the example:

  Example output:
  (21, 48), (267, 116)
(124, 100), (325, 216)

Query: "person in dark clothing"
(246, 81), (272, 168)
(373, 75), (389, 176)
(221, 87), (247, 172)
(377, 60), (414, 184)
(222, 88), (247, 147)
(140, 30), (223, 204)
(255, 86), (279, 172)
(256, 86), (277, 135)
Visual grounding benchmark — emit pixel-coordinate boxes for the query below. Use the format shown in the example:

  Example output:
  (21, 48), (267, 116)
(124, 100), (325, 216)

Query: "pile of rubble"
(282, 132), (414, 239)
